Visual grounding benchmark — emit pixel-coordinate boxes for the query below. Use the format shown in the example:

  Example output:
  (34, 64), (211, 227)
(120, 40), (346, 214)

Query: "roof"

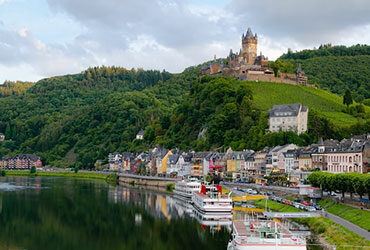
(168, 154), (180, 164)
(268, 103), (306, 117)
(136, 130), (145, 136)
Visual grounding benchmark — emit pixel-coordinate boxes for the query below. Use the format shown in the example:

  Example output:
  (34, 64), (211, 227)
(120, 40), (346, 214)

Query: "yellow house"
(227, 159), (237, 172)
(298, 153), (312, 170)
(158, 151), (172, 174)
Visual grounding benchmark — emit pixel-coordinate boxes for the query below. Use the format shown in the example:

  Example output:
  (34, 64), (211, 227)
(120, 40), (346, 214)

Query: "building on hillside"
(201, 28), (309, 86)
(298, 152), (312, 171)
(0, 133), (4, 142)
(268, 103), (308, 134)
(0, 154), (42, 169)
(311, 138), (339, 171)
(108, 152), (122, 171)
(270, 144), (298, 169)
(136, 130), (145, 140)
(166, 154), (180, 176)
(326, 140), (365, 173)
(191, 152), (209, 178)
(156, 149), (172, 176)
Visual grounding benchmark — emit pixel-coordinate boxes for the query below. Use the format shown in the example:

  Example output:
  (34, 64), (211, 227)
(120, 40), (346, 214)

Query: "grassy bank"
(319, 199), (370, 231)
(5, 170), (113, 181)
(253, 199), (370, 249)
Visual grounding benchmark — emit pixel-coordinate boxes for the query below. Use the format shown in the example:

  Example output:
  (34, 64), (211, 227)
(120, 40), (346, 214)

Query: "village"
(107, 133), (369, 186)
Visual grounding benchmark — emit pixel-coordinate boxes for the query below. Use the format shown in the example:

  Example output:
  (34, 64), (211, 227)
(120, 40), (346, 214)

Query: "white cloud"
(0, 0), (369, 82)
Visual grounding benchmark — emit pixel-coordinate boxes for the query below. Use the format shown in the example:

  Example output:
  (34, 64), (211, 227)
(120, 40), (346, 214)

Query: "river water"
(0, 177), (230, 250)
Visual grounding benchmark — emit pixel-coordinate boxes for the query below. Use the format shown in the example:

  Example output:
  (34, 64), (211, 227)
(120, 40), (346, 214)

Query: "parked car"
(266, 191), (274, 196)
(302, 201), (311, 206)
(306, 206), (316, 212)
(298, 204), (306, 210)
(312, 204), (322, 210)
(284, 200), (292, 206)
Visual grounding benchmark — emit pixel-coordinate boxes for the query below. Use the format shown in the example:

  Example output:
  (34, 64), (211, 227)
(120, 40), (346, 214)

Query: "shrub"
(166, 183), (175, 192)
(30, 166), (36, 174)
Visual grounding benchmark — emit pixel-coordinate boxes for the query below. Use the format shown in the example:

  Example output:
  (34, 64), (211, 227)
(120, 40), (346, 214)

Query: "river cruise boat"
(228, 220), (307, 250)
(192, 184), (233, 215)
(173, 178), (201, 200)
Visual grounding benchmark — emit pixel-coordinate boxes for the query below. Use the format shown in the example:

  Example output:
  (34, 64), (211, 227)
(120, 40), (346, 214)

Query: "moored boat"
(173, 178), (201, 200)
(227, 220), (307, 250)
(192, 184), (233, 215)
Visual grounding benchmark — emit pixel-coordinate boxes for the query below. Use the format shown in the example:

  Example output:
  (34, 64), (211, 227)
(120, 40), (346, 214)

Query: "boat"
(173, 178), (201, 201)
(227, 220), (307, 250)
(192, 184), (233, 216)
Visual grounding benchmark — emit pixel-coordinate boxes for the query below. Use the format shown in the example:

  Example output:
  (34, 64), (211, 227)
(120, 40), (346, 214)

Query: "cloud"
(227, 0), (370, 46)
(0, 0), (369, 83)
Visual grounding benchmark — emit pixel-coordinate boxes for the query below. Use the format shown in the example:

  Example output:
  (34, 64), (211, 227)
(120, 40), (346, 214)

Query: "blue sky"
(0, 0), (369, 83)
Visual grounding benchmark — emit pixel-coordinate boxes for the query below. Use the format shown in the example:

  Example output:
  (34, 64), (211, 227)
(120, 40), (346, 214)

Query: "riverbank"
(254, 199), (370, 249)
(319, 199), (370, 231)
(5, 170), (116, 182)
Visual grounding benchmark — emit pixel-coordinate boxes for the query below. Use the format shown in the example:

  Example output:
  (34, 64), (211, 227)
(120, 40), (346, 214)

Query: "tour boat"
(192, 184), (233, 215)
(227, 220), (307, 250)
(173, 178), (201, 200)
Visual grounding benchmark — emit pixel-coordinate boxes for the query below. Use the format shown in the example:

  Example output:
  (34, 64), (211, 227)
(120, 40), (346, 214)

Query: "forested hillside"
(0, 60), (369, 168)
(279, 44), (370, 103)
(143, 77), (369, 152)
(0, 66), (197, 167)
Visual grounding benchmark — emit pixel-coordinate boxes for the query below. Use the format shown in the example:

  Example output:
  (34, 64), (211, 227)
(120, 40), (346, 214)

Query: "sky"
(0, 0), (369, 83)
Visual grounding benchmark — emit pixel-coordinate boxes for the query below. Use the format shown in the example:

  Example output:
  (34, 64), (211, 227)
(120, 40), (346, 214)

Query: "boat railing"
(236, 236), (305, 245)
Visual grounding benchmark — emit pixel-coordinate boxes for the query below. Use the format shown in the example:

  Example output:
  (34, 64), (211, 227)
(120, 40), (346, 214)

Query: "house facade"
(268, 103), (308, 134)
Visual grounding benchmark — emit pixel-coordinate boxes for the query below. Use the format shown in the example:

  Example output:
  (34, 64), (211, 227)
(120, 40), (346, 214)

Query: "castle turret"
(241, 27), (257, 64)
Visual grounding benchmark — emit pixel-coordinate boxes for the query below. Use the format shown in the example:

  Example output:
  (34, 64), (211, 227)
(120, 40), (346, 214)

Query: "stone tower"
(241, 27), (257, 65)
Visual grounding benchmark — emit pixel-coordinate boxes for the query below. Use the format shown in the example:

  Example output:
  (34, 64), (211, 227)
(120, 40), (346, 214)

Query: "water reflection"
(0, 177), (230, 250)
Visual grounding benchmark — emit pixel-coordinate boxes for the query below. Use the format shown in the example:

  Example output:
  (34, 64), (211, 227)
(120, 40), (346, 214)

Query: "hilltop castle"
(201, 28), (308, 86)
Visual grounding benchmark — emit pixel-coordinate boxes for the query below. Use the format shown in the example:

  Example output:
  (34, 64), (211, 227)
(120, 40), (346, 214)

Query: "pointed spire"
(246, 27), (253, 38)
(297, 63), (302, 72)
(319, 137), (324, 145)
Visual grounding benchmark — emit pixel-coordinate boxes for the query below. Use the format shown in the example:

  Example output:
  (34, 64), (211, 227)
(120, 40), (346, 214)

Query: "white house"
(268, 103), (308, 134)
(136, 130), (145, 140)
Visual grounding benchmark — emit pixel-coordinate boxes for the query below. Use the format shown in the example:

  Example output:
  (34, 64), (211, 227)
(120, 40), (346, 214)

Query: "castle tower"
(241, 27), (257, 65)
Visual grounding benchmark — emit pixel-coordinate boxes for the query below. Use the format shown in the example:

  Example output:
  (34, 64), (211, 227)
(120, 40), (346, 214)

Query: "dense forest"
(0, 66), (196, 168)
(278, 44), (370, 103)
(0, 44), (369, 168)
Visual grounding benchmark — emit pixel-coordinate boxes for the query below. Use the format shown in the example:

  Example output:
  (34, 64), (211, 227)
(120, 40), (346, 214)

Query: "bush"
(74, 167), (79, 173)
(0, 169), (6, 176)
(30, 166), (36, 174)
(166, 183), (175, 192)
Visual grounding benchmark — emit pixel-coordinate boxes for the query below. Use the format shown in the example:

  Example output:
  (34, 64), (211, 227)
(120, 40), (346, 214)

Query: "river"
(0, 176), (230, 250)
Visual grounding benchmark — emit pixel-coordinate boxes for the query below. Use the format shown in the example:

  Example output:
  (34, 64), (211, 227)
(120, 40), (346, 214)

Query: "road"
(325, 211), (370, 241)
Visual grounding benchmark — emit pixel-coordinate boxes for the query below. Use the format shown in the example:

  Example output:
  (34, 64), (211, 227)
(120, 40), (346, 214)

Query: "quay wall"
(118, 173), (178, 188)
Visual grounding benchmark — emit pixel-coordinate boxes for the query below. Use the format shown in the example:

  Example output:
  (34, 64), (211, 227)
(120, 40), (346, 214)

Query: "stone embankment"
(118, 173), (178, 188)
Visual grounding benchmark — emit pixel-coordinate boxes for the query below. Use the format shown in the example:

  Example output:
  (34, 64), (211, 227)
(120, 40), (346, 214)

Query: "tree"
(343, 89), (353, 107)
(30, 166), (36, 174)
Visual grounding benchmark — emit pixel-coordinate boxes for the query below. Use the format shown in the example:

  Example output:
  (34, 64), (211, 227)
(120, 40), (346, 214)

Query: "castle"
(201, 28), (308, 86)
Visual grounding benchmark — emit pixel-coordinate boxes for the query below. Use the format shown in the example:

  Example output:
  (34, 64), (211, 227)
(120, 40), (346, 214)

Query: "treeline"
(280, 44), (370, 60)
(308, 171), (370, 199)
(0, 81), (35, 96)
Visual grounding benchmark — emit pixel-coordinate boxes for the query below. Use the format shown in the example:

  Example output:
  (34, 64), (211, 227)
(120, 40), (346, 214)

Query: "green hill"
(245, 81), (369, 126)
(279, 45), (370, 103)
(151, 76), (369, 151)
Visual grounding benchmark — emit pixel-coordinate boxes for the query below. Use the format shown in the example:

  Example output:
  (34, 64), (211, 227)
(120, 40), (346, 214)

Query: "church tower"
(241, 27), (257, 65)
